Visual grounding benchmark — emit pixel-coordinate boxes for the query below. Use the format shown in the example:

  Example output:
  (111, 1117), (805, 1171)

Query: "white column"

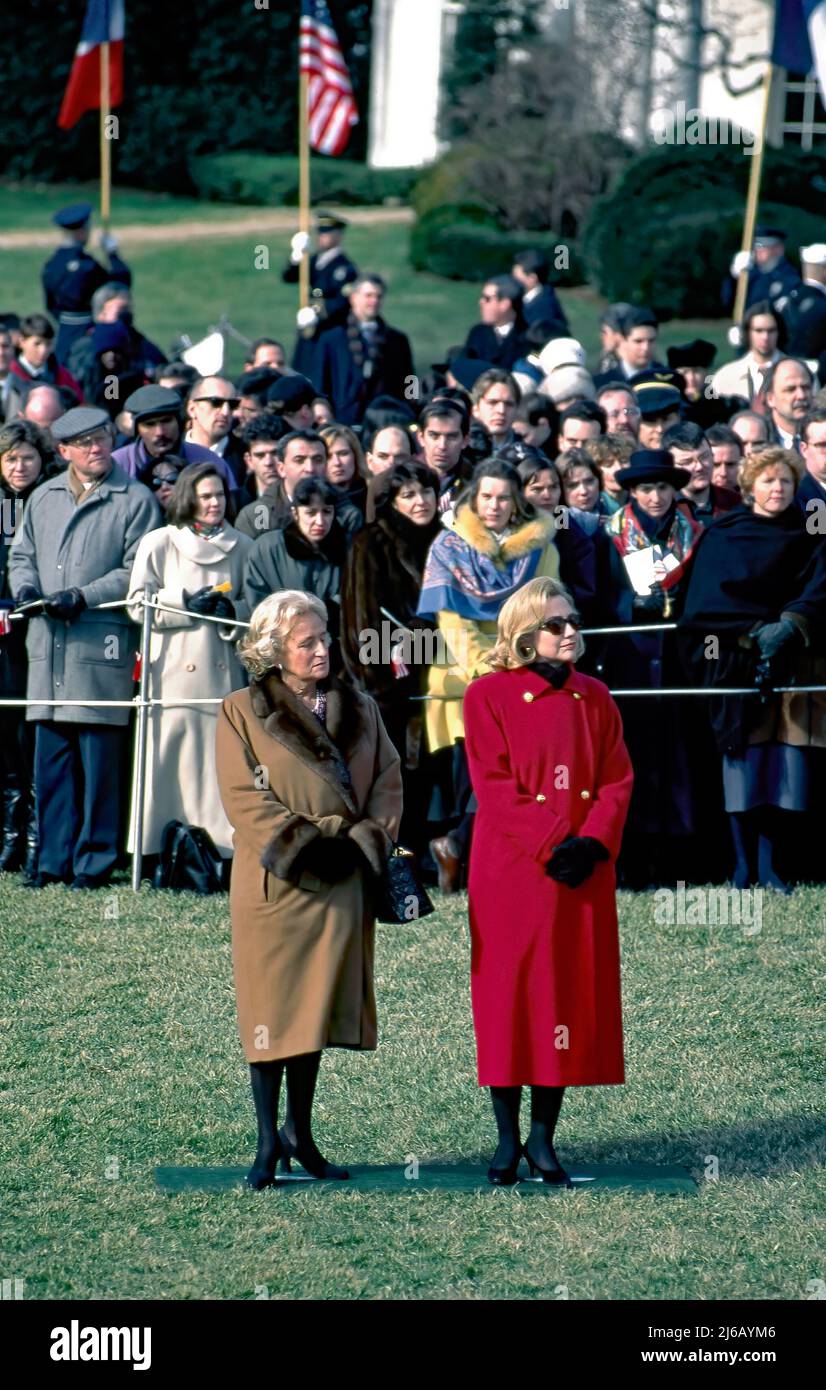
(368, 0), (448, 168)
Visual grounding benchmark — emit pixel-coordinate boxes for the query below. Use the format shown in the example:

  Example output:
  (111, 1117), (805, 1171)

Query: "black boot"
(488, 1085), (522, 1185)
(0, 783), (25, 873)
(21, 797), (38, 883)
(246, 1060), (285, 1190)
(279, 1051), (349, 1179)
(524, 1085), (571, 1186)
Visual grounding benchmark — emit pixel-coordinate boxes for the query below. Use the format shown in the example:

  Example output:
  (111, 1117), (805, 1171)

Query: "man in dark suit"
(797, 408), (826, 527)
(592, 307), (665, 391)
(511, 250), (569, 337)
(312, 275), (414, 426)
(463, 274), (531, 370)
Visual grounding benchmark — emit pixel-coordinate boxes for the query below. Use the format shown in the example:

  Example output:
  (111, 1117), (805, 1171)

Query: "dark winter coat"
(243, 520), (346, 632)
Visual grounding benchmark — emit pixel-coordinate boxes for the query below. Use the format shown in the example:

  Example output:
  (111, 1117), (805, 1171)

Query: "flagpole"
(99, 38), (111, 233)
(732, 61), (774, 329)
(299, 67), (311, 311)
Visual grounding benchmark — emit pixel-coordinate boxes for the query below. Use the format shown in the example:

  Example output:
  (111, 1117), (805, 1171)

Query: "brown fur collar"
(249, 673), (369, 816)
(451, 504), (553, 562)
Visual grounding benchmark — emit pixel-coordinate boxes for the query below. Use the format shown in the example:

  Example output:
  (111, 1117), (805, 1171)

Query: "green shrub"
(188, 153), (419, 207)
(583, 145), (826, 319)
(410, 209), (586, 286)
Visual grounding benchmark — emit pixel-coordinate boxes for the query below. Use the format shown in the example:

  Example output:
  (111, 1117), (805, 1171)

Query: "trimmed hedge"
(410, 207), (587, 285)
(188, 153), (419, 207)
(584, 145), (826, 320)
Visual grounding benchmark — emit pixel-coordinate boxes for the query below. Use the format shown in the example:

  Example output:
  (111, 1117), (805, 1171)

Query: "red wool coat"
(463, 665), (634, 1087)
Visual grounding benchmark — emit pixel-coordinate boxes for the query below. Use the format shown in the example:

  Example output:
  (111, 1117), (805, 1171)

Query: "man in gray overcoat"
(9, 406), (160, 888)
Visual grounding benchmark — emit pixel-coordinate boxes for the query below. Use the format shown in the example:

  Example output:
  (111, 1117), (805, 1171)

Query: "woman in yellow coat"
(416, 457), (560, 890)
(215, 590), (402, 1188)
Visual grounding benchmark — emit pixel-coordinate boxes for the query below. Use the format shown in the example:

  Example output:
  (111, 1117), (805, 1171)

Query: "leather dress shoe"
(70, 873), (113, 891)
(429, 835), (462, 894)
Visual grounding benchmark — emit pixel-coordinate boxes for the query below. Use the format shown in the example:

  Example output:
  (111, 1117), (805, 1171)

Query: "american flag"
(300, 0), (359, 157)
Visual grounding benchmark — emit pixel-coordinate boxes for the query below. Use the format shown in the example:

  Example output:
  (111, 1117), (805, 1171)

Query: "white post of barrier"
(130, 590), (156, 893)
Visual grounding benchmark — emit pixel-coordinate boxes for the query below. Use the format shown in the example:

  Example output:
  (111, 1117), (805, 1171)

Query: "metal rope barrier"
(4, 593), (826, 891)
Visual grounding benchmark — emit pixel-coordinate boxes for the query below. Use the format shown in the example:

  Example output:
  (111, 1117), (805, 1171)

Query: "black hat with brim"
(631, 380), (683, 418)
(667, 339), (717, 370)
(615, 448), (690, 490)
(448, 356), (496, 392)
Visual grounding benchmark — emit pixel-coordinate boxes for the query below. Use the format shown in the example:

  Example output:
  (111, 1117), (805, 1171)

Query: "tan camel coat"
(215, 674), (402, 1063)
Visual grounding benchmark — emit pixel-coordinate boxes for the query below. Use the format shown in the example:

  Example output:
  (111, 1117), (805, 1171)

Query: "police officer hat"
(666, 339), (717, 370)
(448, 357), (496, 392)
(753, 225), (787, 246)
(614, 448), (690, 491)
(124, 385), (183, 424)
(630, 370), (683, 418)
(53, 202), (93, 230)
(313, 210), (348, 233)
(51, 406), (111, 442)
(265, 374), (316, 411)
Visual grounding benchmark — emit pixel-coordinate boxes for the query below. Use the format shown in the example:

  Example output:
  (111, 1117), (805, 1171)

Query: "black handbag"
(152, 821), (225, 894)
(375, 846), (435, 924)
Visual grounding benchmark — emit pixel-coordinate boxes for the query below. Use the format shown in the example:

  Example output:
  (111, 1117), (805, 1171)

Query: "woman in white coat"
(127, 462), (252, 861)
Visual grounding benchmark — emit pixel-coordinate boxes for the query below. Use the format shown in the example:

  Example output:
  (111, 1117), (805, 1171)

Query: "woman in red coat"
(463, 576), (633, 1186)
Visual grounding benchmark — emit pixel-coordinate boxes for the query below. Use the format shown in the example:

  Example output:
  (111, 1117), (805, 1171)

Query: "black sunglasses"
(151, 472), (180, 488)
(538, 612), (582, 636)
(193, 396), (240, 409)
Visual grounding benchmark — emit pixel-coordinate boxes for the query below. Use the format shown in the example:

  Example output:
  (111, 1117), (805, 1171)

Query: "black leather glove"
(44, 587), (87, 622)
(212, 595), (236, 620)
(632, 582), (666, 618)
(14, 586), (43, 608)
(183, 585), (220, 616)
(753, 618), (799, 661)
(292, 833), (364, 884)
(546, 835), (610, 888)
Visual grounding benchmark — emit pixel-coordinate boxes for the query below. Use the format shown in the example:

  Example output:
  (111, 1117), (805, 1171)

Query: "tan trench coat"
(215, 674), (402, 1063)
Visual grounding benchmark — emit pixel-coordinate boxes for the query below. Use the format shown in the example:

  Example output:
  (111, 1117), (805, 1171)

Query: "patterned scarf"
(417, 507), (556, 621)
(608, 501), (699, 591)
(346, 313), (388, 383)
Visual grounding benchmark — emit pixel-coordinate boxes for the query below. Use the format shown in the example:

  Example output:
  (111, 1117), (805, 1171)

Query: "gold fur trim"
(451, 505), (554, 563)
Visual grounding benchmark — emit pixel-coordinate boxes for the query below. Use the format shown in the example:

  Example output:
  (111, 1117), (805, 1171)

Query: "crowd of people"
(2, 202), (826, 896)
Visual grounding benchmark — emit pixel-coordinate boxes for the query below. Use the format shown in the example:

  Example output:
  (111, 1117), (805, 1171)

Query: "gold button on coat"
(536, 794), (546, 803)
(572, 692), (582, 700)
(580, 789), (590, 800)
(523, 691), (534, 702)
(186, 663), (196, 672)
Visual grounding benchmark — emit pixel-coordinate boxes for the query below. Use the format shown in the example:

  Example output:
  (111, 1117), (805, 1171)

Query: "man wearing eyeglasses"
(595, 384), (641, 440)
(185, 375), (247, 485)
(113, 385), (238, 497)
(9, 406), (160, 890)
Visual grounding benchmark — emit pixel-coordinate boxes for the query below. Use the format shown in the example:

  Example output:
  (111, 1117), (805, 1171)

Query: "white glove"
(100, 232), (119, 254)
(727, 324), (743, 349)
(290, 231), (311, 264)
(730, 250), (753, 277)
(296, 305), (318, 330)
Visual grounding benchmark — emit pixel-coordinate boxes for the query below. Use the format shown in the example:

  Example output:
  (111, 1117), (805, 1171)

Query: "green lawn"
(1, 877), (822, 1300)
(0, 182), (734, 380)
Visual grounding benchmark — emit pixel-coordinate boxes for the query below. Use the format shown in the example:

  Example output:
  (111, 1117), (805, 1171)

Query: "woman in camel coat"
(215, 589), (402, 1189)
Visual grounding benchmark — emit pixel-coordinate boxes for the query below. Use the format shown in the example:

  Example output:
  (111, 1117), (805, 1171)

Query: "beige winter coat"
(126, 522), (252, 854)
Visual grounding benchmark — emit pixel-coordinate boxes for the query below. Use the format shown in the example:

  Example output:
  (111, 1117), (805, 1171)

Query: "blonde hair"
(319, 423), (367, 480)
(237, 589), (328, 678)
(487, 576), (584, 671)
(738, 445), (802, 502)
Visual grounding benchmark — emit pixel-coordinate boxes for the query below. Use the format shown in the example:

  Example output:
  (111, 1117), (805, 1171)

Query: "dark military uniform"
(42, 204), (131, 365)
(283, 212), (358, 378)
(783, 282), (826, 361)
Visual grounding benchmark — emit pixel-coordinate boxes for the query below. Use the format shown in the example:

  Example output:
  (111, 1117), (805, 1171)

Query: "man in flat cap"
(113, 385), (238, 496)
(41, 203), (131, 367)
(782, 244), (826, 363)
(9, 407), (159, 889)
(724, 226), (801, 315)
(462, 274), (531, 371)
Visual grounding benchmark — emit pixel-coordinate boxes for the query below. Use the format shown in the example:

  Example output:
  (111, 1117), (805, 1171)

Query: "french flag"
(58, 0), (125, 131)
(772, 0), (826, 104)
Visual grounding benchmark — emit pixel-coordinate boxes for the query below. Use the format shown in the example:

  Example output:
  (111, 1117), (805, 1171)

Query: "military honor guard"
(41, 203), (131, 366)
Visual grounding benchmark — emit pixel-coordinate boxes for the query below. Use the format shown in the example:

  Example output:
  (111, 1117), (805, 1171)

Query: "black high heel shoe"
(277, 1126), (350, 1180)
(523, 1143), (573, 1188)
(245, 1134), (285, 1190)
(487, 1141), (522, 1187)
